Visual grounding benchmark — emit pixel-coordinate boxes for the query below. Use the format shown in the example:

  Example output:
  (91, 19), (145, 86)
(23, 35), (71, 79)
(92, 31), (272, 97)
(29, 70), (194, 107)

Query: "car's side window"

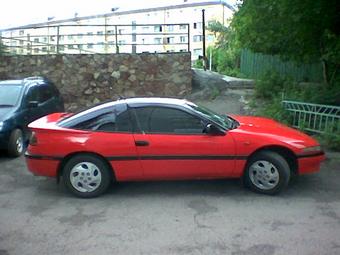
(73, 105), (132, 133)
(25, 87), (40, 103)
(39, 85), (54, 103)
(134, 107), (204, 134)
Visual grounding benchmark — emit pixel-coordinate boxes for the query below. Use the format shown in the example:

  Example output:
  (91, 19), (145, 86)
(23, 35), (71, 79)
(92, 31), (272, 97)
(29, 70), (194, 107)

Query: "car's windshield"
(187, 103), (238, 130)
(0, 84), (23, 107)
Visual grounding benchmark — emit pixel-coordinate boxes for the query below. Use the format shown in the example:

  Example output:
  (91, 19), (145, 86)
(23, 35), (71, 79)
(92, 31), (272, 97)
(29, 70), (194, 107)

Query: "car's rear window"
(0, 84), (23, 106)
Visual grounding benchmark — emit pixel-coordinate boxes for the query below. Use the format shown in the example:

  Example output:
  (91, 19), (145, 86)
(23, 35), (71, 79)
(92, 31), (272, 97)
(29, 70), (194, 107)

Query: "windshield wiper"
(0, 104), (14, 107)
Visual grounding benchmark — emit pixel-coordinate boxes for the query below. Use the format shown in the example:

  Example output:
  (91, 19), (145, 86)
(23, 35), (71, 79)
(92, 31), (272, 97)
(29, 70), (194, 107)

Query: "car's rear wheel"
(244, 151), (290, 195)
(63, 154), (112, 198)
(8, 129), (24, 157)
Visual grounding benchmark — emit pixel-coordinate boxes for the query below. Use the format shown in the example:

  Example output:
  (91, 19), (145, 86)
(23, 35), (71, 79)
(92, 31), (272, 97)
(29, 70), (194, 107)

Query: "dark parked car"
(0, 77), (64, 156)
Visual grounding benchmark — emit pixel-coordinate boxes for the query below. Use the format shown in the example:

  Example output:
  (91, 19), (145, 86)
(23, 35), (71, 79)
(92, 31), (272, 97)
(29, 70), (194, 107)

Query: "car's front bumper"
(297, 151), (326, 174)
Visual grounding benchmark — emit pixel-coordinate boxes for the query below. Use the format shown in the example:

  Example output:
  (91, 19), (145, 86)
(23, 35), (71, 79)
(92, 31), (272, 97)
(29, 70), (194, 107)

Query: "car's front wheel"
(244, 151), (290, 195)
(63, 154), (112, 198)
(8, 129), (24, 157)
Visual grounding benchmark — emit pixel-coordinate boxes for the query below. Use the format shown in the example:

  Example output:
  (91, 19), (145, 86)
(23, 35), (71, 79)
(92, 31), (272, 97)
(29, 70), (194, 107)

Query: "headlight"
(302, 146), (321, 153)
(0, 121), (3, 131)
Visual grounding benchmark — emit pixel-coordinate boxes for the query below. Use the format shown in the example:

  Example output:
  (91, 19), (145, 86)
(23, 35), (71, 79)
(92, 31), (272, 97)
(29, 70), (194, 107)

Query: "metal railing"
(282, 100), (340, 134)
(0, 23), (190, 55)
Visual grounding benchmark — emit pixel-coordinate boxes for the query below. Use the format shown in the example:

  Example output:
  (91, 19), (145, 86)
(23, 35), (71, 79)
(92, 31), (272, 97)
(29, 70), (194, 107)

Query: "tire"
(244, 151), (290, 195)
(8, 129), (24, 157)
(63, 154), (112, 198)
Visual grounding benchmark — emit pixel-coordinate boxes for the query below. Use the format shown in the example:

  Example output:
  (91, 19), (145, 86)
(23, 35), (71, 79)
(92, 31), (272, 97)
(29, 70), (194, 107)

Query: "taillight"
(29, 132), (38, 146)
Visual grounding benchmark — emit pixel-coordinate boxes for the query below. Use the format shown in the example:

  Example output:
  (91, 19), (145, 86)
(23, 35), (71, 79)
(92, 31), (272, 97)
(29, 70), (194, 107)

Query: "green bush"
(193, 59), (204, 69)
(252, 71), (340, 150)
(256, 97), (292, 125)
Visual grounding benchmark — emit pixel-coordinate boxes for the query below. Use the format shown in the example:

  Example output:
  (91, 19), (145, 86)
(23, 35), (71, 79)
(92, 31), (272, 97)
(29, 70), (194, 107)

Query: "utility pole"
(202, 9), (207, 71)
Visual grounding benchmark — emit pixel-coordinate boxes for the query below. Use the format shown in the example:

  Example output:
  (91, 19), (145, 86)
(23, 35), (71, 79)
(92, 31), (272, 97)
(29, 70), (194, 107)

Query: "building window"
(132, 21), (136, 31)
(97, 31), (104, 35)
(19, 30), (24, 35)
(34, 48), (39, 53)
(179, 24), (187, 30)
(107, 30), (114, 35)
(167, 25), (174, 32)
(78, 44), (83, 49)
(164, 37), (174, 44)
(154, 25), (162, 32)
(154, 38), (162, 44)
(207, 34), (214, 42)
(58, 35), (64, 41)
(87, 32), (94, 36)
(193, 22), (202, 30)
(68, 44), (74, 49)
(180, 49), (187, 52)
(87, 43), (94, 49)
(34, 38), (39, 43)
(77, 34), (83, 39)
(50, 46), (56, 52)
(193, 35), (203, 42)
(180, 36), (187, 43)
(58, 45), (65, 51)
(193, 48), (202, 56)
(19, 40), (24, 45)
(50, 35), (55, 42)
(118, 40), (126, 46)
(68, 35), (73, 40)
(118, 29), (124, 35)
(19, 49), (24, 54)
(43, 37), (48, 43)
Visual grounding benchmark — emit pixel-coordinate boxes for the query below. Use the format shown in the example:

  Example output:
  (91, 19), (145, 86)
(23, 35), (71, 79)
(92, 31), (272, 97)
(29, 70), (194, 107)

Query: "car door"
(131, 106), (236, 180)
(73, 103), (144, 181)
(22, 85), (45, 126)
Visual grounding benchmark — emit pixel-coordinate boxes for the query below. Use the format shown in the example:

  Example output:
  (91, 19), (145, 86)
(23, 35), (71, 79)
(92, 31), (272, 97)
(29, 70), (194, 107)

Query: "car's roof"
(0, 80), (24, 86)
(0, 77), (46, 87)
(123, 97), (189, 106)
(87, 97), (193, 112)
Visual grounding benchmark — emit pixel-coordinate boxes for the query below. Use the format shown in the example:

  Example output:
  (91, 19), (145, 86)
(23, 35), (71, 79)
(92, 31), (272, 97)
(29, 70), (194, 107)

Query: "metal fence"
(241, 49), (323, 82)
(282, 100), (340, 134)
(0, 23), (190, 55)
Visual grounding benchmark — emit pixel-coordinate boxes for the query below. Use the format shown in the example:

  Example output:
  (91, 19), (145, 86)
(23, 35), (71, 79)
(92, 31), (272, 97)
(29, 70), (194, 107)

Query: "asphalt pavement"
(0, 151), (339, 255)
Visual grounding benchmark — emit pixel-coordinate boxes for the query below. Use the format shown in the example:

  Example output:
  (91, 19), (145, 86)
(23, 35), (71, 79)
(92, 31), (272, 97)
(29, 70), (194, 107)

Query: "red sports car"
(25, 98), (325, 198)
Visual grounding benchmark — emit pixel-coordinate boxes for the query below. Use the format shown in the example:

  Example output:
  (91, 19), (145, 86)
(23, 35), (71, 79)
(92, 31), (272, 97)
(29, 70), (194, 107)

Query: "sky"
(0, 0), (237, 30)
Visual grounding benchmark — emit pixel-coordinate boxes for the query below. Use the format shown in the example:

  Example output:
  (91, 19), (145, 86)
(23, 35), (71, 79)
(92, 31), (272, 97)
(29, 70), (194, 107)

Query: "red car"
(25, 98), (325, 198)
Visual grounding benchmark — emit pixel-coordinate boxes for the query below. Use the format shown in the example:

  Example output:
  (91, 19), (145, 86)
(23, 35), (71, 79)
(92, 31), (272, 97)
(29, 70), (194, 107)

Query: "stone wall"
(0, 53), (192, 111)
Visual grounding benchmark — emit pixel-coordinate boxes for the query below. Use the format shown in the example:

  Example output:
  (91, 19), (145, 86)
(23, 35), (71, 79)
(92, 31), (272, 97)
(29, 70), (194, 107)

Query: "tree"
(231, 0), (339, 86)
(206, 20), (242, 76)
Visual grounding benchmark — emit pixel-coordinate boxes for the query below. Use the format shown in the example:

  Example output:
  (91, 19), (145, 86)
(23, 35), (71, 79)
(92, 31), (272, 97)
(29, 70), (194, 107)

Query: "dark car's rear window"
(0, 84), (23, 106)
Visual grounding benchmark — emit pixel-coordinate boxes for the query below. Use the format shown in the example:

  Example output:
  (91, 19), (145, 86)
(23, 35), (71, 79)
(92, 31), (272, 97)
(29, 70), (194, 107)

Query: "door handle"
(135, 140), (149, 146)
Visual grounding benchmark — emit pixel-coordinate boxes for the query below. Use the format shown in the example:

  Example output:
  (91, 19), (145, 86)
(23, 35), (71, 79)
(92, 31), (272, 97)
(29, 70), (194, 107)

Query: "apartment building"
(0, 1), (234, 60)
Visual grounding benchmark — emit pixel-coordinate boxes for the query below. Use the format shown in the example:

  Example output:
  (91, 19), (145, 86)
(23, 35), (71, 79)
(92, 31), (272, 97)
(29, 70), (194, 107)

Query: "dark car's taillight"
(29, 132), (38, 146)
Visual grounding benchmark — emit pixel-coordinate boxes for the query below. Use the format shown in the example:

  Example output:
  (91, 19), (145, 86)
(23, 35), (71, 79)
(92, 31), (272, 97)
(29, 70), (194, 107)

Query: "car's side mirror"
(204, 123), (225, 136)
(28, 101), (39, 108)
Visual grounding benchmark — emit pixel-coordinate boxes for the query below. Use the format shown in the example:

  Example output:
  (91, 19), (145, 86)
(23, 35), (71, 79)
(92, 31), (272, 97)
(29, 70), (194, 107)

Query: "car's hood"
(0, 107), (15, 121)
(231, 115), (318, 147)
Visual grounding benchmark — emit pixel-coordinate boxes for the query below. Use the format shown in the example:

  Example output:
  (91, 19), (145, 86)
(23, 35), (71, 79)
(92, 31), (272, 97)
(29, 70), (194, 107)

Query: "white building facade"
(0, 1), (234, 60)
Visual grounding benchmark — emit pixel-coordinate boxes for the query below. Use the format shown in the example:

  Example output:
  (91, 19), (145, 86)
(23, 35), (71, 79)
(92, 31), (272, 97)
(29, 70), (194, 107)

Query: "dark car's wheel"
(8, 129), (24, 157)
(244, 151), (290, 195)
(63, 154), (112, 198)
